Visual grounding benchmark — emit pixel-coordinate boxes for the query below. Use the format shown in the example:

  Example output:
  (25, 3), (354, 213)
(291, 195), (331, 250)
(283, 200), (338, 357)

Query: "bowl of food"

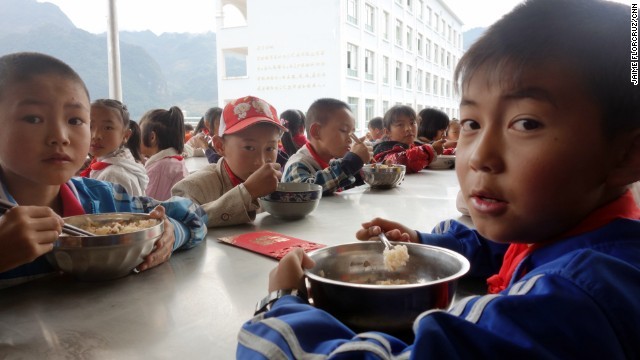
(427, 155), (456, 170)
(361, 164), (406, 189)
(304, 241), (469, 336)
(259, 183), (323, 220)
(46, 213), (163, 281)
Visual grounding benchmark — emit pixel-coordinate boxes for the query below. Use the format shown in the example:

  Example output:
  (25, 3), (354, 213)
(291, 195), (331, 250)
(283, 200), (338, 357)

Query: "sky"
(37, 0), (634, 35)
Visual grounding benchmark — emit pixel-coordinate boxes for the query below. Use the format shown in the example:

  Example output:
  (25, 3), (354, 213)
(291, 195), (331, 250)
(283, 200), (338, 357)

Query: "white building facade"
(215, 0), (463, 132)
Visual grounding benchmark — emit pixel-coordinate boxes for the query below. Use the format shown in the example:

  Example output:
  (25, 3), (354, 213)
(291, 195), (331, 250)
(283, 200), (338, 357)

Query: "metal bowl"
(361, 164), (406, 189)
(427, 155), (455, 170)
(259, 183), (323, 220)
(304, 241), (469, 335)
(46, 213), (163, 281)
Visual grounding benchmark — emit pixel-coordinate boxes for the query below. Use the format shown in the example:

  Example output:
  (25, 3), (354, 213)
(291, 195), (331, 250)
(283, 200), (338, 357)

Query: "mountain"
(0, 0), (217, 119)
(463, 27), (486, 51)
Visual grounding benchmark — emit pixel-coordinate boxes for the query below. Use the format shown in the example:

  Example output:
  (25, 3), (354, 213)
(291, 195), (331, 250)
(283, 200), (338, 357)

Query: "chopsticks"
(0, 198), (94, 236)
(350, 133), (363, 145)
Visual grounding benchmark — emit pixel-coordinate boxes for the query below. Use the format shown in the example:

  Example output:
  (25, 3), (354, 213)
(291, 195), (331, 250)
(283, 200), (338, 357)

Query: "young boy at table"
(0, 52), (208, 288)
(171, 96), (286, 227)
(282, 98), (371, 194)
(238, 0), (640, 358)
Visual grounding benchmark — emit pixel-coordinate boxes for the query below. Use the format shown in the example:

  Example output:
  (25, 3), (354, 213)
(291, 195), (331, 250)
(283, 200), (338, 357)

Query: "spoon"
(378, 232), (394, 251)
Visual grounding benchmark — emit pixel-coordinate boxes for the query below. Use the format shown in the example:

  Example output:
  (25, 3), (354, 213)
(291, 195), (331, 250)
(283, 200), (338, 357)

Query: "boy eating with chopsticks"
(282, 98), (371, 194)
(0, 52), (207, 288)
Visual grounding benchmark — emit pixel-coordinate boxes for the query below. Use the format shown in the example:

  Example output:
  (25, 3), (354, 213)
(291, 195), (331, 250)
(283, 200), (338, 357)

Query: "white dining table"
(0, 158), (474, 359)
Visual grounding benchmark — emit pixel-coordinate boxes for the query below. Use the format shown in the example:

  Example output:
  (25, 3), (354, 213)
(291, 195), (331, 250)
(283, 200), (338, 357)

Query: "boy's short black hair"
(305, 98), (351, 134)
(0, 52), (89, 100)
(367, 117), (383, 130)
(382, 105), (417, 130)
(140, 106), (186, 153)
(418, 108), (450, 141)
(455, 0), (639, 135)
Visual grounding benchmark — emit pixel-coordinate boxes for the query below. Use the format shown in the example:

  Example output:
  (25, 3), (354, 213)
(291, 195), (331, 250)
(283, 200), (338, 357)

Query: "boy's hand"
(268, 248), (316, 292)
(244, 163), (282, 200)
(431, 139), (447, 155)
(355, 217), (419, 243)
(0, 206), (63, 273)
(137, 205), (175, 272)
(444, 140), (457, 149)
(351, 142), (372, 164)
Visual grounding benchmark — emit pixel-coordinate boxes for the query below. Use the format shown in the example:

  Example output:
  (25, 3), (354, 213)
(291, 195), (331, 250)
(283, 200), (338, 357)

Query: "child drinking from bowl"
(281, 98), (371, 194)
(171, 95), (286, 227)
(0, 52), (207, 288)
(80, 99), (149, 196)
(239, 0), (640, 357)
(139, 106), (189, 200)
(373, 105), (445, 173)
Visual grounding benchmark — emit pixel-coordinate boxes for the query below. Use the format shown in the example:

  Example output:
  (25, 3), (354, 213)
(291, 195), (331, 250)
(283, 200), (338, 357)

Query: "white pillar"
(107, 0), (123, 101)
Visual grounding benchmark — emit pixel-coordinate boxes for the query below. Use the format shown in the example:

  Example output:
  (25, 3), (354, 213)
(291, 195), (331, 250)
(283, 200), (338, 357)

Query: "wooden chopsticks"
(350, 133), (363, 145)
(0, 198), (95, 236)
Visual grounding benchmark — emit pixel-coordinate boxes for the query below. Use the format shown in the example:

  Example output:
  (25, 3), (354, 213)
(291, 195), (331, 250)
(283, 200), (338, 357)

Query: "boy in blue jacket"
(239, 0), (640, 358)
(0, 52), (207, 288)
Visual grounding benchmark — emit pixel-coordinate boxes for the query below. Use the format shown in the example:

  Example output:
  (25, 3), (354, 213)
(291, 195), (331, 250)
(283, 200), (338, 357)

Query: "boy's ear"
(212, 135), (225, 155)
(309, 123), (321, 140)
(606, 130), (640, 187)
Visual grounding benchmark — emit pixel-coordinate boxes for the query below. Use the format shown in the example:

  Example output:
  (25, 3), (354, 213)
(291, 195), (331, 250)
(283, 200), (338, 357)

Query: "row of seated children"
(0, 52), (207, 288)
(238, 0), (640, 357)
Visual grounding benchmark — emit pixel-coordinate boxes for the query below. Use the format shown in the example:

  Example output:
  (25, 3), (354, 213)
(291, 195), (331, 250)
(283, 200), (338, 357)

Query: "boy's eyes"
(511, 118), (542, 131)
(460, 119), (480, 131)
(243, 146), (256, 151)
(22, 115), (43, 124)
(69, 118), (87, 126)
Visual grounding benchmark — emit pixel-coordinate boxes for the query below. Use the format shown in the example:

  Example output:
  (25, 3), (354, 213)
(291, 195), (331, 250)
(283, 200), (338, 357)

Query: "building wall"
(216, 0), (463, 134)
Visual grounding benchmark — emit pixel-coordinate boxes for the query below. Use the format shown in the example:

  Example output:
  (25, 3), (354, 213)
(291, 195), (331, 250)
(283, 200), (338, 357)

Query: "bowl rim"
(57, 213), (163, 245)
(273, 182), (323, 193)
(304, 241), (470, 289)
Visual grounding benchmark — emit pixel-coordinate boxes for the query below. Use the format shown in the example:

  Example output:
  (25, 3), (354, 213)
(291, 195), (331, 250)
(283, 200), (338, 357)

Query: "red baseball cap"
(218, 95), (287, 136)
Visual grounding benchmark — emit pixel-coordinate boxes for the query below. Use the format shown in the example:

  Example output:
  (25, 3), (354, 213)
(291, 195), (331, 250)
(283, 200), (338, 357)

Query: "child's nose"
(468, 131), (504, 173)
(47, 123), (70, 146)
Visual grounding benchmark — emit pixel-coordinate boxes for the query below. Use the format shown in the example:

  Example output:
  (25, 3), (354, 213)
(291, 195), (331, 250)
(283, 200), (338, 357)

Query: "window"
(417, 0), (424, 20)
(425, 72), (431, 94)
(417, 33), (423, 54)
(223, 47), (248, 78)
(441, 78), (445, 96)
(446, 51), (451, 69)
(448, 25), (452, 42)
(365, 3), (375, 32)
(434, 44), (439, 64)
(417, 69), (423, 91)
(441, 48), (445, 66)
(395, 61), (402, 87)
(348, 97), (359, 124)
(383, 11), (390, 40)
(435, 14), (439, 31)
(406, 65), (412, 89)
(365, 99), (375, 122)
(347, 0), (358, 25)
(425, 39), (431, 60)
(383, 56), (389, 84)
(365, 50), (374, 81)
(347, 43), (358, 77)
(433, 75), (438, 95)
(382, 101), (390, 114)
(395, 19), (403, 46)
(441, 19), (446, 35)
(406, 26), (413, 51)
(406, 0), (412, 12)
(446, 80), (451, 98)
(427, 6), (432, 26)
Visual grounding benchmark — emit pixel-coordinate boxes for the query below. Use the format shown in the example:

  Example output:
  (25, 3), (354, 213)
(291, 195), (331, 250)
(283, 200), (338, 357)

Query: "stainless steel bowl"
(47, 213), (163, 281)
(260, 183), (323, 220)
(304, 241), (469, 335)
(361, 164), (406, 189)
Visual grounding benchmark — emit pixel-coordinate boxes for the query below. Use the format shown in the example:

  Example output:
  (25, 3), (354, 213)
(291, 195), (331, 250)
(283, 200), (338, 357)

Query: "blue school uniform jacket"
(0, 177), (208, 288)
(238, 219), (640, 359)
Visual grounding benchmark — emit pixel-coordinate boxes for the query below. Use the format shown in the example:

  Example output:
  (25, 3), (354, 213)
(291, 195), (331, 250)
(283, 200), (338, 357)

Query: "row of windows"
(347, 44), (455, 97)
(348, 0), (462, 50)
(347, 97), (458, 128)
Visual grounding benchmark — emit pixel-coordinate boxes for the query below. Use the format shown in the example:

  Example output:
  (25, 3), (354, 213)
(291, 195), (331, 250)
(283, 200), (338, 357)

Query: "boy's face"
(0, 74), (90, 187)
(456, 63), (616, 243)
(446, 122), (460, 141)
(215, 123), (280, 180)
(90, 105), (129, 158)
(387, 114), (417, 145)
(368, 126), (384, 140)
(312, 108), (356, 159)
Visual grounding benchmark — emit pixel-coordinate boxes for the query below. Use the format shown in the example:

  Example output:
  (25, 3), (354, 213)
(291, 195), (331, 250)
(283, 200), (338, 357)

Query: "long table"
(0, 158), (470, 359)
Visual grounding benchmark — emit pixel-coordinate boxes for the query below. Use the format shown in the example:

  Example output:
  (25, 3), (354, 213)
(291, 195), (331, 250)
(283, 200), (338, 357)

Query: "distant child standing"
(0, 52), (207, 287)
(139, 106), (189, 200)
(282, 98), (371, 194)
(279, 109), (307, 156)
(172, 96), (285, 227)
(373, 105), (444, 173)
(81, 99), (148, 196)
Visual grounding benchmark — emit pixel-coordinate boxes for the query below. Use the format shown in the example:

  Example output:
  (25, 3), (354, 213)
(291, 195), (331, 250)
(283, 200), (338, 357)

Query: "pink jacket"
(144, 148), (188, 200)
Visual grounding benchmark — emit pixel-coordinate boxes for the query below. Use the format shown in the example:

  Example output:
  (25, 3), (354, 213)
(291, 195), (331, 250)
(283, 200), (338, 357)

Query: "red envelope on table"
(218, 230), (325, 260)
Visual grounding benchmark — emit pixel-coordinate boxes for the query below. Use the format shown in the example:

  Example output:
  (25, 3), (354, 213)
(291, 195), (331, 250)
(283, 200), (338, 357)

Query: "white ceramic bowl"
(427, 155), (455, 170)
(47, 213), (163, 281)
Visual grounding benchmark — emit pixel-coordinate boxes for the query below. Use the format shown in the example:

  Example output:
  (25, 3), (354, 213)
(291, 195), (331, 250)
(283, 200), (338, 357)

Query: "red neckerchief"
(79, 158), (111, 177)
(293, 134), (308, 148)
(487, 191), (640, 294)
(305, 143), (330, 169)
(163, 155), (184, 161)
(59, 183), (86, 217)
(222, 160), (243, 187)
